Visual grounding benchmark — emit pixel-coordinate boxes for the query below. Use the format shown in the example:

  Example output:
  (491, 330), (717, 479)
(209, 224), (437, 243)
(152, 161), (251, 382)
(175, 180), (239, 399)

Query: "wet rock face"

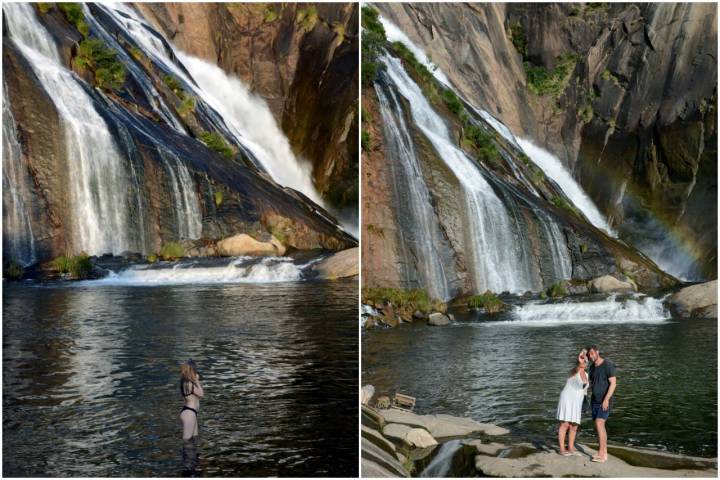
(135, 2), (359, 209)
(3, 4), (355, 265)
(376, 2), (717, 280)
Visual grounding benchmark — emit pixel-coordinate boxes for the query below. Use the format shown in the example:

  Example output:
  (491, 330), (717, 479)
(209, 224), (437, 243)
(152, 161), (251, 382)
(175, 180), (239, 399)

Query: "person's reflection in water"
(182, 438), (200, 476)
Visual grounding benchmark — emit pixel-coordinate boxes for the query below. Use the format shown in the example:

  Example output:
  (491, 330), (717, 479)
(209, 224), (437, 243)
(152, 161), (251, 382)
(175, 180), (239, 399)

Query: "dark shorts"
(591, 402), (611, 421)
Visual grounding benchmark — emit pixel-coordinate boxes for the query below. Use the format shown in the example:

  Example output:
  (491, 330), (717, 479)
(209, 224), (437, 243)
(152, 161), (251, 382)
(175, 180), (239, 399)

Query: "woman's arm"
(579, 370), (588, 384)
(193, 377), (204, 398)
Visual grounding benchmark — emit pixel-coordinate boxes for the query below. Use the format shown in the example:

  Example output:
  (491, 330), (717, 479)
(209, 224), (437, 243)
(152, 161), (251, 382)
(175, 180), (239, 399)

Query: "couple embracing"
(556, 345), (617, 462)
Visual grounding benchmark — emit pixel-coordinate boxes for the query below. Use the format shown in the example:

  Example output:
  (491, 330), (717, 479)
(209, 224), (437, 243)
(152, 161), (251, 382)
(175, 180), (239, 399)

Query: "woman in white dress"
(556, 350), (589, 456)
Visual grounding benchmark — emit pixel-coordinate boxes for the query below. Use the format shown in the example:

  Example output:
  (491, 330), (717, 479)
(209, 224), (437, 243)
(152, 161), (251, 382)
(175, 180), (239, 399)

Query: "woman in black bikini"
(180, 359), (204, 441)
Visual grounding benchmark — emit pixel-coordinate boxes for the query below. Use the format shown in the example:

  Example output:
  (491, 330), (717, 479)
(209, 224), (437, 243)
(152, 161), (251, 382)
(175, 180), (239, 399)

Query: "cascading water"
(91, 257), (310, 286)
(515, 138), (614, 235)
(4, 3), (134, 256)
(374, 81), (452, 300)
(381, 54), (540, 293)
(102, 4), (325, 207)
(420, 440), (463, 477)
(2, 85), (36, 266)
(507, 294), (670, 326)
(157, 148), (203, 240)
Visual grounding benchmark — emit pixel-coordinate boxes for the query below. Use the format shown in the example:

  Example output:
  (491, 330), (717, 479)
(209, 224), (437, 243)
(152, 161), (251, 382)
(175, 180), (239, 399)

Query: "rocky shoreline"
(361, 389), (718, 477)
(362, 279), (718, 328)
(4, 246), (358, 282)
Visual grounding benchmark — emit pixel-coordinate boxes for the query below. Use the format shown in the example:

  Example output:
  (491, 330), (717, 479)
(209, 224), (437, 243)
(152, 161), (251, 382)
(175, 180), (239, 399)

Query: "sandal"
(591, 456), (607, 463)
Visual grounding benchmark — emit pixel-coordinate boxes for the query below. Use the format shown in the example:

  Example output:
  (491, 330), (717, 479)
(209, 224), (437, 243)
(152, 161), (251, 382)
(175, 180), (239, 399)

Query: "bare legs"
(567, 424), (578, 452)
(594, 419), (608, 460)
(181, 410), (198, 441)
(558, 422), (569, 453)
(559, 422), (580, 454)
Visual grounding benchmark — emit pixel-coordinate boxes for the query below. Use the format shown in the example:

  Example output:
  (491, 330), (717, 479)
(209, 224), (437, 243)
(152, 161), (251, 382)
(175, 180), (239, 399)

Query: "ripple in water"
(3, 279), (358, 476)
(363, 296), (717, 458)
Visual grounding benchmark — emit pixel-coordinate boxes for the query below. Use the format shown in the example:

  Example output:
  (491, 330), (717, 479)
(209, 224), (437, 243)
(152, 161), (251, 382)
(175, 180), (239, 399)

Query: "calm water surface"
(363, 307), (717, 457)
(4, 279), (358, 476)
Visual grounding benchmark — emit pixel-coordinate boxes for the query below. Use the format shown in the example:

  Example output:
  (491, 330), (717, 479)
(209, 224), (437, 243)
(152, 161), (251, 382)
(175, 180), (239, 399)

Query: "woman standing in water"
(180, 359), (204, 440)
(556, 350), (588, 456)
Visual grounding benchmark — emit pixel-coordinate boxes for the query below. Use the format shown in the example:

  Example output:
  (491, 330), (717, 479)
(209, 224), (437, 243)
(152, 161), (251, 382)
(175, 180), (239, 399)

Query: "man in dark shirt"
(587, 345), (617, 463)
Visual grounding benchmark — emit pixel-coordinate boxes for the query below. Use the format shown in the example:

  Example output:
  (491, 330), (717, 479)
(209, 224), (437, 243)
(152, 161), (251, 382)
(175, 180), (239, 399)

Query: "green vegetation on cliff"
(52, 254), (93, 279)
(76, 38), (127, 90)
(363, 287), (443, 314)
(361, 6), (386, 86)
(467, 291), (505, 313)
(361, 130), (371, 152)
(59, 3), (89, 37)
(200, 132), (234, 159)
(524, 54), (577, 98)
(159, 242), (185, 261)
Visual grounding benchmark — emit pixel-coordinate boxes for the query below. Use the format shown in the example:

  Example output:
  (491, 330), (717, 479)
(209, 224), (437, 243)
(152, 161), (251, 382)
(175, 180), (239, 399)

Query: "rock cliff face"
(135, 2), (359, 209)
(374, 2), (717, 280)
(2, 3), (355, 268)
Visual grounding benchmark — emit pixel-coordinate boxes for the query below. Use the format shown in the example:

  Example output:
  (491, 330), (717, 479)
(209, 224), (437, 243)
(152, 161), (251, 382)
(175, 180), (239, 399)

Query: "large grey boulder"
(588, 275), (636, 293)
(668, 280), (718, 318)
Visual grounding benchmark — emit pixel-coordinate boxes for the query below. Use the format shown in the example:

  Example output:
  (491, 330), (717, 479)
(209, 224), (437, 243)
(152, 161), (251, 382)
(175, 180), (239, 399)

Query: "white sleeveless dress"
(556, 371), (588, 424)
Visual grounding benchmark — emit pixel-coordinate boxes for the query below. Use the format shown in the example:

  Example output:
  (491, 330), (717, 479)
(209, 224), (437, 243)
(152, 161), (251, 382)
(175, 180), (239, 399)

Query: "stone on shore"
(668, 280), (718, 318)
(428, 312), (450, 326)
(405, 428), (438, 448)
(216, 233), (282, 256)
(362, 437), (410, 477)
(378, 408), (509, 439)
(361, 385), (375, 406)
(312, 247), (358, 279)
(474, 442), (717, 477)
(588, 275), (636, 293)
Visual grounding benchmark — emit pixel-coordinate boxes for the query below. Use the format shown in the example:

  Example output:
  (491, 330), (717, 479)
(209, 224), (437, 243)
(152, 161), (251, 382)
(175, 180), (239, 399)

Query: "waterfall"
(4, 3), (134, 256)
(2, 85), (36, 266)
(515, 138), (614, 236)
(420, 440), (463, 477)
(374, 81), (452, 300)
(381, 54), (540, 293)
(378, 15), (451, 86)
(102, 4), (324, 207)
(157, 149), (202, 240)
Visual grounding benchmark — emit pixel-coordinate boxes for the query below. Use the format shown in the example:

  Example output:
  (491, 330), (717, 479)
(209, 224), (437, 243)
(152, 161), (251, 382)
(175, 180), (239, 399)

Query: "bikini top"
(180, 380), (195, 397)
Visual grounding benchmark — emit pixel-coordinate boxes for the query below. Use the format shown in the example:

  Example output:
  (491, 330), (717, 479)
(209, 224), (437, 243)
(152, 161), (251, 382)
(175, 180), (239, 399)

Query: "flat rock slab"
(379, 409), (509, 439)
(362, 424), (397, 457)
(383, 423), (413, 442)
(475, 443), (717, 478)
(362, 458), (401, 478)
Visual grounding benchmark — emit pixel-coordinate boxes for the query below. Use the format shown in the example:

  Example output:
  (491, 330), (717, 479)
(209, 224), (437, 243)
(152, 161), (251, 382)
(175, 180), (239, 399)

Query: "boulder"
(383, 423), (412, 442)
(405, 428), (438, 448)
(667, 280), (718, 318)
(377, 409), (509, 440)
(312, 247), (358, 279)
(428, 312), (451, 326)
(362, 438), (410, 477)
(413, 310), (428, 320)
(588, 275), (636, 293)
(216, 233), (282, 257)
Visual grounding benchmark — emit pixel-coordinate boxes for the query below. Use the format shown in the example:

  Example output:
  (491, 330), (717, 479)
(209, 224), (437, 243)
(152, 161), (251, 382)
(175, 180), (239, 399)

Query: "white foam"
(87, 257), (307, 286)
(500, 295), (671, 326)
(378, 15), (451, 86)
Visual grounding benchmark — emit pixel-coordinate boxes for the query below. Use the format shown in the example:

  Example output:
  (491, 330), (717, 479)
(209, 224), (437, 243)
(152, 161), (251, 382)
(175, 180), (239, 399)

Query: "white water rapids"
(88, 257), (312, 286)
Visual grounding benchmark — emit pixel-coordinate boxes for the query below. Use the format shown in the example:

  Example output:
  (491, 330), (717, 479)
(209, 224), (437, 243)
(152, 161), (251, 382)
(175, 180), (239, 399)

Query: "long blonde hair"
(180, 360), (198, 396)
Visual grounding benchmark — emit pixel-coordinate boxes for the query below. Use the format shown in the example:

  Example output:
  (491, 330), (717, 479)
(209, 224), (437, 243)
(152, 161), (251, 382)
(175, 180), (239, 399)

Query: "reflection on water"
(363, 312), (717, 457)
(3, 279), (358, 477)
